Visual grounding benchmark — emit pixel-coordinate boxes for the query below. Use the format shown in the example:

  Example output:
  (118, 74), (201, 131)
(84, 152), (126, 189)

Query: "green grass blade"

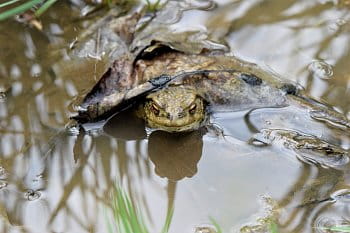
(104, 207), (115, 233)
(209, 217), (223, 233)
(124, 194), (148, 233)
(161, 208), (174, 233)
(153, 0), (161, 10)
(116, 190), (133, 233)
(111, 185), (151, 233)
(0, 0), (43, 21)
(318, 226), (350, 232)
(34, 0), (57, 17)
(110, 184), (175, 233)
(0, 0), (21, 9)
(107, 217), (114, 233)
(145, 0), (162, 12)
(124, 194), (141, 233)
(268, 221), (279, 233)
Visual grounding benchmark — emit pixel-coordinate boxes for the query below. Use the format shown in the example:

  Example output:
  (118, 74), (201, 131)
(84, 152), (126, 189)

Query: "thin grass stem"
(34, 0), (57, 17)
(317, 226), (350, 232)
(209, 217), (223, 233)
(161, 208), (174, 233)
(0, 0), (43, 21)
(0, 0), (21, 9)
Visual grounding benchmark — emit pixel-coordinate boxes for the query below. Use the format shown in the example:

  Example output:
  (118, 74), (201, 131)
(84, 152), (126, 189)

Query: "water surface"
(0, 0), (350, 232)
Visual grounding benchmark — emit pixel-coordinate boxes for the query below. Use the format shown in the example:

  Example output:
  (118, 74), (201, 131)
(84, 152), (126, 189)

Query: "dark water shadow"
(148, 130), (203, 181)
(103, 107), (147, 140)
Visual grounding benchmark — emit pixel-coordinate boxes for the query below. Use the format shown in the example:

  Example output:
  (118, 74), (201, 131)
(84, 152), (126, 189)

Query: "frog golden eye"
(150, 103), (160, 115)
(189, 103), (197, 114)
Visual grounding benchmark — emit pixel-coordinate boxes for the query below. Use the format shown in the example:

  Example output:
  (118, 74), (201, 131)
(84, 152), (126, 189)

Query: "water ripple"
(315, 216), (337, 233)
(331, 189), (350, 203)
(315, 216), (350, 233)
(308, 60), (333, 80)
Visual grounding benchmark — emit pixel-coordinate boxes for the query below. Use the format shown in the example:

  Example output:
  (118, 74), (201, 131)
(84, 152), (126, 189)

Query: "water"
(308, 60), (334, 80)
(0, 0), (350, 232)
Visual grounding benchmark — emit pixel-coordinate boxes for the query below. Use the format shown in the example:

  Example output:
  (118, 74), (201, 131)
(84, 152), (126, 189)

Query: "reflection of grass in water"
(110, 185), (149, 233)
(108, 184), (174, 233)
(161, 208), (174, 233)
(209, 217), (223, 233)
(268, 221), (279, 233)
(314, 219), (350, 233)
(317, 225), (350, 232)
(108, 185), (228, 233)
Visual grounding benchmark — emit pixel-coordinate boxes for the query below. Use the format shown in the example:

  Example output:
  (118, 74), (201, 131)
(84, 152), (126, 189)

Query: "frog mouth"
(145, 116), (207, 132)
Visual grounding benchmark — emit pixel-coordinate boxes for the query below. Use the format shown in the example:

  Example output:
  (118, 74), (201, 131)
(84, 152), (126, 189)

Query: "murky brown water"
(0, 0), (350, 232)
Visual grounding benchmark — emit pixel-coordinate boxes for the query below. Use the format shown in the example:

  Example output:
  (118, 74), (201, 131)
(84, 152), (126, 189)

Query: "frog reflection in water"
(104, 109), (204, 181)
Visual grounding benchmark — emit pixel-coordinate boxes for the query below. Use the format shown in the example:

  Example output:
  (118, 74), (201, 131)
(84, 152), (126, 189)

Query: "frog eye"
(189, 103), (197, 114)
(150, 103), (160, 115)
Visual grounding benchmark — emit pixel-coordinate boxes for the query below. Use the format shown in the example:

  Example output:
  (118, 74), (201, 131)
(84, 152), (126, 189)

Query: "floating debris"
(32, 174), (44, 183)
(24, 189), (41, 201)
(0, 181), (7, 189)
(195, 226), (217, 233)
(15, 12), (43, 31)
(252, 129), (349, 168)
